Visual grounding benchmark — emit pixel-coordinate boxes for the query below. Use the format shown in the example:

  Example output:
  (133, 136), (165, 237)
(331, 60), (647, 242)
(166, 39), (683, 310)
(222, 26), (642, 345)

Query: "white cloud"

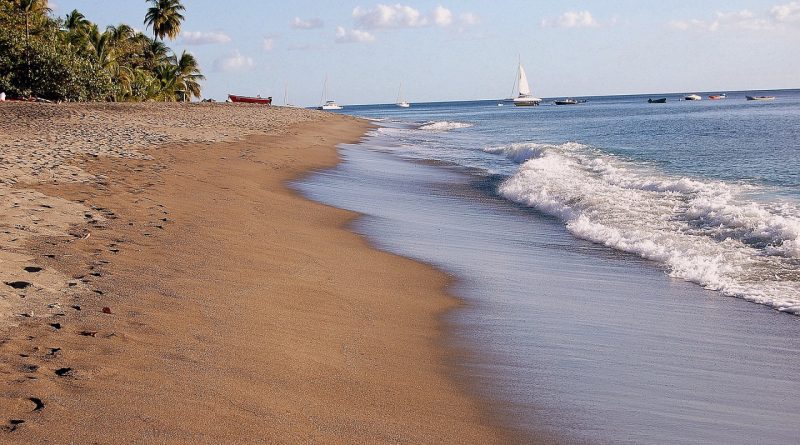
(353, 4), (428, 29)
(262, 38), (275, 51)
(459, 12), (480, 26)
(431, 6), (453, 27)
(669, 8), (780, 32)
(291, 17), (324, 30)
(542, 10), (599, 28)
(181, 31), (232, 45)
(771, 1), (800, 23)
(352, 4), (460, 29)
(213, 50), (254, 72)
(334, 26), (376, 43)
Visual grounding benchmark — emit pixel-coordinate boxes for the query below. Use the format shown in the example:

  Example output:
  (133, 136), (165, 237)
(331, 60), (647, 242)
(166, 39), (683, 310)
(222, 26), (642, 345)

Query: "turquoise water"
(296, 90), (800, 444)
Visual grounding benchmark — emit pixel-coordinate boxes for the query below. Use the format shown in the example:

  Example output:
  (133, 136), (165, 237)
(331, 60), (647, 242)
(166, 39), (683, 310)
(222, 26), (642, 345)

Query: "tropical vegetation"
(0, 0), (204, 102)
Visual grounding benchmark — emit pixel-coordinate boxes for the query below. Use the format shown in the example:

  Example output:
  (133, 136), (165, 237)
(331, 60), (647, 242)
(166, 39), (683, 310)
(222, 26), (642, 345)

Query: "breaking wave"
(418, 121), (474, 131)
(487, 142), (800, 314)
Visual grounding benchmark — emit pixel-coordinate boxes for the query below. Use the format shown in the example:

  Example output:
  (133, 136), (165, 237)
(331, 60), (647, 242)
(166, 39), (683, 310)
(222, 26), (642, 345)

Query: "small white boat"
(396, 82), (410, 108)
(318, 76), (344, 110)
(320, 100), (343, 110)
(512, 61), (542, 107)
(746, 95), (776, 101)
(684, 94), (702, 101)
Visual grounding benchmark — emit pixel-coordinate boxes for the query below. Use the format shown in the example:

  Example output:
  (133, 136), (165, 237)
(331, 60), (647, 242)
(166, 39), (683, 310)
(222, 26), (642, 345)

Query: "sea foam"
(418, 121), (474, 131)
(489, 141), (800, 314)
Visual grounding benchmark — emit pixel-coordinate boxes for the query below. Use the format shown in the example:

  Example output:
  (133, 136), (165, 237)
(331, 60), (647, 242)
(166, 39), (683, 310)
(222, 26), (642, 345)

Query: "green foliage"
(0, 0), (202, 102)
(144, 0), (185, 41)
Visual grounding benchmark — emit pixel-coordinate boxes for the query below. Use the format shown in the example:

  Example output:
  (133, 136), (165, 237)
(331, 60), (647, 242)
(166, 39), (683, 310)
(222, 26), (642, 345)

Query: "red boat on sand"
(228, 94), (272, 105)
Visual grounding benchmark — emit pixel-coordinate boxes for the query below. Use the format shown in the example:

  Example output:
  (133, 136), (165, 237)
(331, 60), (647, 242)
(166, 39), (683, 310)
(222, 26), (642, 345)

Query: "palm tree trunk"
(25, 12), (31, 96)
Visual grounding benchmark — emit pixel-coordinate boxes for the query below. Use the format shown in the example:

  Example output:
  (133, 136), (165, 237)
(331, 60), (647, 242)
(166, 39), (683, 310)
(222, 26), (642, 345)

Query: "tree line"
(0, 0), (204, 102)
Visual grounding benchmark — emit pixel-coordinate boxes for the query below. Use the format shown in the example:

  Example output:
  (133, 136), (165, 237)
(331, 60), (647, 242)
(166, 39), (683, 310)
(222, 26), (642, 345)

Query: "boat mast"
(510, 54), (520, 98)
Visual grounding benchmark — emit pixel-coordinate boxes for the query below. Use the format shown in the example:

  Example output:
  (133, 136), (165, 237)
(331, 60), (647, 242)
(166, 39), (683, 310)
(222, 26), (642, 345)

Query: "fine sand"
(0, 103), (517, 443)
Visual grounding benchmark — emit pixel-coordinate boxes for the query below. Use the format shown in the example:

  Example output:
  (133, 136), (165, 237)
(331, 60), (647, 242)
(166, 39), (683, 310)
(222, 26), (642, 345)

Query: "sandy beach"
(0, 103), (518, 444)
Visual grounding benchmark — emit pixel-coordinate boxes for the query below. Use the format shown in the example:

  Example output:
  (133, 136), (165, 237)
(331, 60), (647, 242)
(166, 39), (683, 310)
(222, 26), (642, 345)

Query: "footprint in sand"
(54, 367), (72, 377)
(3, 419), (25, 432)
(4, 281), (31, 290)
(28, 397), (44, 412)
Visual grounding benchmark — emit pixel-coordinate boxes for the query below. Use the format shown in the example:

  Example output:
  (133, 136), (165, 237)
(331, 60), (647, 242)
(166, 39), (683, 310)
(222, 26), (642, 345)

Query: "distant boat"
(228, 94), (272, 105)
(318, 76), (343, 110)
(396, 82), (410, 108)
(512, 60), (542, 107)
(554, 98), (578, 105)
(319, 100), (343, 110)
(708, 94), (726, 100)
(282, 84), (299, 107)
(684, 94), (702, 101)
(746, 95), (776, 101)
(648, 98), (667, 104)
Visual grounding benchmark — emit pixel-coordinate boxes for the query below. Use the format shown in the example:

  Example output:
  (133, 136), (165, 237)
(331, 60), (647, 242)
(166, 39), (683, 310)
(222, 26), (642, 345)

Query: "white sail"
(518, 64), (531, 96)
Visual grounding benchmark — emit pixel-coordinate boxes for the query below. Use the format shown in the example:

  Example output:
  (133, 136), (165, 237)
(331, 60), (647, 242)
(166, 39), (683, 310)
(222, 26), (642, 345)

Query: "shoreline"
(0, 103), (518, 443)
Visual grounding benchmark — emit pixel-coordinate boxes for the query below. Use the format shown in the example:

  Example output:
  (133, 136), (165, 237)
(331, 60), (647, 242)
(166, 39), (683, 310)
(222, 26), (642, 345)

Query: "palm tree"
(13, 0), (50, 93)
(173, 51), (204, 102)
(14, 0), (50, 41)
(86, 24), (115, 69)
(63, 8), (89, 33)
(107, 23), (135, 44)
(143, 0), (185, 41)
(142, 38), (170, 70)
(152, 63), (179, 101)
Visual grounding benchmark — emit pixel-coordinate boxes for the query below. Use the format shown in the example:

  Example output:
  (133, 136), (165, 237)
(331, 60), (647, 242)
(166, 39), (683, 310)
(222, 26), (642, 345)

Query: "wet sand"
(0, 103), (516, 443)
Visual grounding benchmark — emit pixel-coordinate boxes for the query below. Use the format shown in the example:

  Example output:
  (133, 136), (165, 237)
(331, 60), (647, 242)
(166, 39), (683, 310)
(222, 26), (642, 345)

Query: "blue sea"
(296, 90), (800, 444)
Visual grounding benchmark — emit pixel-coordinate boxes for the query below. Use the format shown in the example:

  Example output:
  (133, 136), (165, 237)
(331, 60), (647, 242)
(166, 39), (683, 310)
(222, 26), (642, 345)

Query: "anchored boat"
(554, 98), (578, 105)
(228, 94), (272, 105)
(318, 76), (343, 110)
(396, 82), (410, 108)
(512, 60), (542, 107)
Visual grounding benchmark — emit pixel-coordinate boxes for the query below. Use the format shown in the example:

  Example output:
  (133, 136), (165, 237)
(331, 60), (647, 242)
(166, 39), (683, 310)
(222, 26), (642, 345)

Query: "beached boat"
(708, 94), (726, 100)
(746, 95), (776, 101)
(684, 94), (702, 101)
(554, 98), (578, 105)
(648, 98), (667, 103)
(512, 61), (542, 107)
(396, 82), (410, 108)
(228, 94), (272, 105)
(318, 77), (344, 110)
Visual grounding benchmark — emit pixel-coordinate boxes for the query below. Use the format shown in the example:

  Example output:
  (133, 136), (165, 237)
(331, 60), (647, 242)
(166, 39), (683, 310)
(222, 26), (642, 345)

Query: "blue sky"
(52, 1), (800, 105)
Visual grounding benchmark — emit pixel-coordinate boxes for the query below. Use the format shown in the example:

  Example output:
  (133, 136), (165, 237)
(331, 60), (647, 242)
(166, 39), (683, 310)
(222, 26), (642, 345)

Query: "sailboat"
(513, 60), (542, 107)
(396, 82), (410, 108)
(283, 83), (298, 108)
(318, 76), (343, 110)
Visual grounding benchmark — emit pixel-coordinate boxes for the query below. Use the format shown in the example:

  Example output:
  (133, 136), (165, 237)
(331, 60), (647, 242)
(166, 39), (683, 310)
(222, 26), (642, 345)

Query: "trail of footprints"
(1, 199), (172, 434)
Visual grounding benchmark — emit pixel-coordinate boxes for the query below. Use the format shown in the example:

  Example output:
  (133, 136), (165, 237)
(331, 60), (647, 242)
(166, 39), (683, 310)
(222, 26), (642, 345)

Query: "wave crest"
(497, 141), (800, 314)
(418, 121), (473, 131)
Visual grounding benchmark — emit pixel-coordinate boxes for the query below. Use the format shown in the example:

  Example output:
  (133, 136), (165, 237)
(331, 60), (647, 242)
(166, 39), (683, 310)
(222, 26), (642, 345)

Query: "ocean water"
(295, 90), (800, 444)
